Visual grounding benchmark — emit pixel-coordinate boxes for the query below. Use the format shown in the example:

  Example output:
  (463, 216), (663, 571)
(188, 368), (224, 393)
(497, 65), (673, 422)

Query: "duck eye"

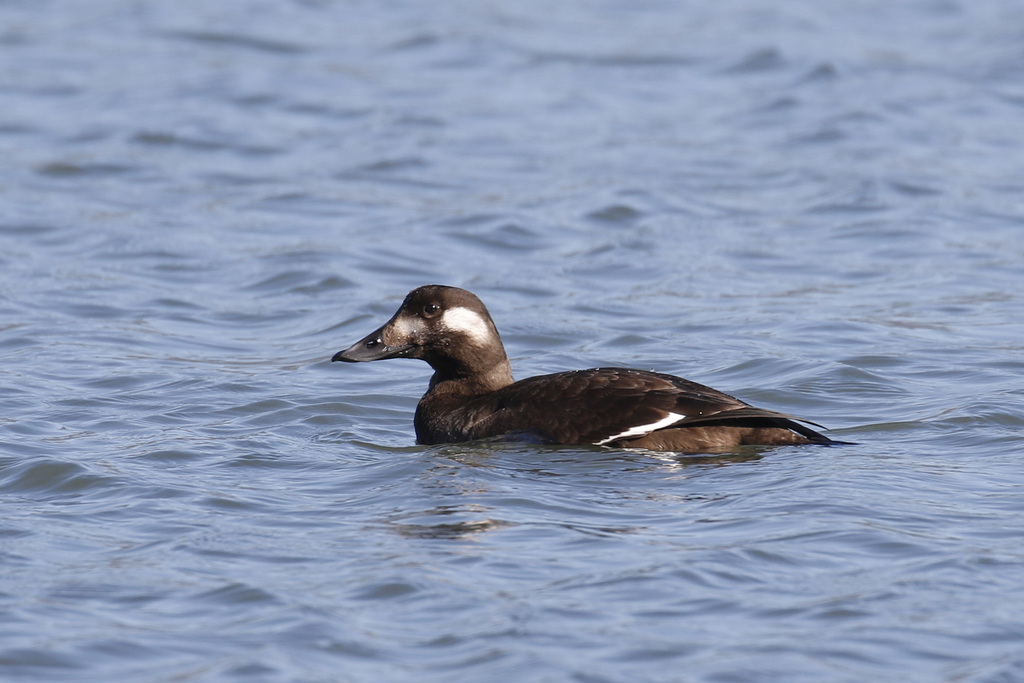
(423, 303), (439, 316)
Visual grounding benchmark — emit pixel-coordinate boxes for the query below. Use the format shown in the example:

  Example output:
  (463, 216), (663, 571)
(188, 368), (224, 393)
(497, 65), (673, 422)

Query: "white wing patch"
(441, 307), (493, 345)
(595, 412), (686, 445)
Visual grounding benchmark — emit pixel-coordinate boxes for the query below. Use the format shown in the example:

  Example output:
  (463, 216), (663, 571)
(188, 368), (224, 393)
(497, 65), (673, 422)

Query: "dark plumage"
(332, 285), (845, 453)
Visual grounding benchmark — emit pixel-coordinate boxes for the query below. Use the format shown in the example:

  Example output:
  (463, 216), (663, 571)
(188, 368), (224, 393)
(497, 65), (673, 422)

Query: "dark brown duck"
(333, 285), (846, 453)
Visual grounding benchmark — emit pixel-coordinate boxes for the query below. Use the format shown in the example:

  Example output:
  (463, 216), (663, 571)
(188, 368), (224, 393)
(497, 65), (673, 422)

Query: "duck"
(332, 285), (846, 453)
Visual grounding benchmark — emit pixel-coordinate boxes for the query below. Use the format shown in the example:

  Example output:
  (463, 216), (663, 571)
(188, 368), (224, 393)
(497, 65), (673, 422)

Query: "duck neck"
(426, 353), (514, 397)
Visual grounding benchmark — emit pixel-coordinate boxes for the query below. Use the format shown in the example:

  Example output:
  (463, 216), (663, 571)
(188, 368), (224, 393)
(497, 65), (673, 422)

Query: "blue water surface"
(2, 1), (1024, 681)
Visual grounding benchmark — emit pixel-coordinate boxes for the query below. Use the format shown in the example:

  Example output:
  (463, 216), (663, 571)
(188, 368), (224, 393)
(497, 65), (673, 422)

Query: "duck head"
(332, 285), (513, 385)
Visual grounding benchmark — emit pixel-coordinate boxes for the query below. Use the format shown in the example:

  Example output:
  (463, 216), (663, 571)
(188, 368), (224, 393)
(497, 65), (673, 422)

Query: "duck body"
(333, 285), (842, 453)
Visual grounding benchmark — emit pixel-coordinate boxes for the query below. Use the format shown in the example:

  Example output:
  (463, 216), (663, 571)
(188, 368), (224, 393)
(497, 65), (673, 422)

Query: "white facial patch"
(440, 307), (494, 346)
(595, 412), (686, 445)
(383, 314), (421, 345)
(391, 315), (417, 337)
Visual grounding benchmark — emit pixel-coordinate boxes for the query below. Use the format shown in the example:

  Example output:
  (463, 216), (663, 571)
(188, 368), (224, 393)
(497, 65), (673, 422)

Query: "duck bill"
(331, 324), (414, 362)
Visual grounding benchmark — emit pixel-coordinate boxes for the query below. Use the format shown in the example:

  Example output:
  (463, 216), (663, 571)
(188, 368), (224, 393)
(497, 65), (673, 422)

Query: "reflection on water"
(389, 505), (511, 540)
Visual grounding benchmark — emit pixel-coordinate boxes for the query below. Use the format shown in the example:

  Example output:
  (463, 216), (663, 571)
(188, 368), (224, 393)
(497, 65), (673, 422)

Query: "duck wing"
(470, 367), (817, 445)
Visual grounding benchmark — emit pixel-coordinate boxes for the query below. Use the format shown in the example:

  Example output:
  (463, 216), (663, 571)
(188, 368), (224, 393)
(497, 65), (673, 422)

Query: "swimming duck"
(333, 285), (843, 452)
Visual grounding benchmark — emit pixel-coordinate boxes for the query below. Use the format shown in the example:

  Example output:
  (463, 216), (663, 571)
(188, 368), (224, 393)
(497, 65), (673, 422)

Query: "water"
(2, 0), (1024, 680)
